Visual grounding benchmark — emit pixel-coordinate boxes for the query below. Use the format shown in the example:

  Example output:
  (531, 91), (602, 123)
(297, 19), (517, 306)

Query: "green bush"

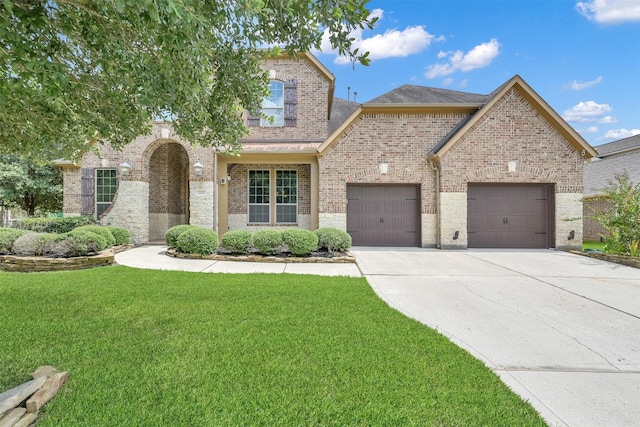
(165, 224), (198, 248)
(315, 227), (352, 253)
(176, 227), (218, 255)
(12, 232), (64, 256)
(0, 228), (31, 254)
(64, 229), (108, 256)
(252, 229), (283, 255)
(282, 228), (318, 256)
(73, 225), (116, 247)
(13, 216), (95, 233)
(105, 226), (131, 246)
(221, 230), (253, 255)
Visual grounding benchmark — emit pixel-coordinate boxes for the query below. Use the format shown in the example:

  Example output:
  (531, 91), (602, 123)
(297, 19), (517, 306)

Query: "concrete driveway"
(351, 248), (640, 427)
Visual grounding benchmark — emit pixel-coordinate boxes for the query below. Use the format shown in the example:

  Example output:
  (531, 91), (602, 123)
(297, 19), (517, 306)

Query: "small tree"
(591, 172), (640, 256)
(0, 154), (63, 216)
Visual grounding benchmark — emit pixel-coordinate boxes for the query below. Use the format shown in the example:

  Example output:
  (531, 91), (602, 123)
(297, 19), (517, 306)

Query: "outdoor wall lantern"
(568, 230), (575, 240)
(379, 163), (389, 174)
(118, 161), (132, 176)
(193, 158), (205, 176)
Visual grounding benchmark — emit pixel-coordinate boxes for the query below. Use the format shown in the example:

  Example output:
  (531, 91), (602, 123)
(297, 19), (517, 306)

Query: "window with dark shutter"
(284, 79), (297, 127)
(81, 168), (95, 216)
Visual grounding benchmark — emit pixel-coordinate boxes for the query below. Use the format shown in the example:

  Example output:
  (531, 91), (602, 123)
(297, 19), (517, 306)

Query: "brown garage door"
(467, 184), (555, 248)
(347, 184), (420, 247)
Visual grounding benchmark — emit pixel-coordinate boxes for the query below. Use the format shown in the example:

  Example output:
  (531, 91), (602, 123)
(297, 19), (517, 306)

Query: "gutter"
(429, 159), (441, 249)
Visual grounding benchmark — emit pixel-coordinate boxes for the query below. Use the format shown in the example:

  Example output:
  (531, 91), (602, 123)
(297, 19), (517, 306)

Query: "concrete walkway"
(114, 245), (362, 277)
(351, 248), (640, 427)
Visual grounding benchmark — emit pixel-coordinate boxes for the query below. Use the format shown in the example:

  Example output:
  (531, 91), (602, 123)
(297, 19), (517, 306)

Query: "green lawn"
(583, 241), (605, 251)
(0, 267), (545, 426)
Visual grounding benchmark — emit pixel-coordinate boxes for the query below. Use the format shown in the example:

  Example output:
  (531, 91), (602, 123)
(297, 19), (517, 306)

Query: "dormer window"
(261, 80), (284, 127)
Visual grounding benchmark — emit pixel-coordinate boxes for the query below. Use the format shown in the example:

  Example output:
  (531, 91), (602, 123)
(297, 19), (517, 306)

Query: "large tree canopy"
(0, 0), (375, 161)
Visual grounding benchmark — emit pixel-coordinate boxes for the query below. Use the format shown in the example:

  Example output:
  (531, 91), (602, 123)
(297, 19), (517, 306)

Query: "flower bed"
(166, 248), (356, 263)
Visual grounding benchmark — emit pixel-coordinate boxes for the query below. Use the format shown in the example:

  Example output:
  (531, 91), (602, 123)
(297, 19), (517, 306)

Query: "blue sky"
(314, 0), (640, 147)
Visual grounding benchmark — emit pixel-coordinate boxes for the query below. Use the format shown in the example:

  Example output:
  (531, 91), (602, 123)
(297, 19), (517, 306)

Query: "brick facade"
(245, 56), (331, 141)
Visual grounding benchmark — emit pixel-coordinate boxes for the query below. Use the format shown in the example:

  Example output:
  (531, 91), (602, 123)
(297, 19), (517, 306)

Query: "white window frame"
(247, 169), (298, 224)
(261, 80), (284, 127)
(248, 170), (271, 223)
(95, 168), (117, 218)
(275, 170), (297, 224)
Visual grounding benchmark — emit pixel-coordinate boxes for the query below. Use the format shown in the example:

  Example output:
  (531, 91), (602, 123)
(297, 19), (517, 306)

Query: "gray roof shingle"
(329, 97), (360, 135)
(366, 84), (488, 105)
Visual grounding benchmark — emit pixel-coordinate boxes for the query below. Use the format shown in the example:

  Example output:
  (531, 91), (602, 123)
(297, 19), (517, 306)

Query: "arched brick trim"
(466, 164), (560, 183)
(140, 138), (198, 182)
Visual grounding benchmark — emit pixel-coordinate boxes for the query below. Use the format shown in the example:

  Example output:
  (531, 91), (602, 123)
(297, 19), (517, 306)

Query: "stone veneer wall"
(556, 193), (583, 250)
(437, 88), (584, 250)
(319, 112), (469, 247)
(101, 181), (149, 244)
(245, 57), (330, 141)
(190, 181), (215, 229)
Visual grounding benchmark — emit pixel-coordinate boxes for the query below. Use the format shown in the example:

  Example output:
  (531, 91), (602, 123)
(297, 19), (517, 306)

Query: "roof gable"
(428, 75), (598, 160)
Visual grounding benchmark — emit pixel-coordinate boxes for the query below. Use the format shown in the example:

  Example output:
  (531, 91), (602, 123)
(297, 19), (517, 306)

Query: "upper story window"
(248, 79), (297, 128)
(261, 80), (284, 127)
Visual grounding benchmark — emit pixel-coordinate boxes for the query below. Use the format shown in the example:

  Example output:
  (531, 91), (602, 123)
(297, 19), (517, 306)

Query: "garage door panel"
(347, 184), (420, 247)
(468, 184), (553, 249)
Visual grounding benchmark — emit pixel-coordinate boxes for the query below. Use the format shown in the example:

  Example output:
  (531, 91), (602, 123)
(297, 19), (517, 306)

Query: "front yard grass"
(0, 267), (545, 426)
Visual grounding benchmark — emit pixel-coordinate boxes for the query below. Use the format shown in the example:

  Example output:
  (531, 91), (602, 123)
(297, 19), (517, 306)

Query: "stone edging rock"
(570, 250), (640, 269)
(0, 245), (133, 273)
(166, 249), (356, 263)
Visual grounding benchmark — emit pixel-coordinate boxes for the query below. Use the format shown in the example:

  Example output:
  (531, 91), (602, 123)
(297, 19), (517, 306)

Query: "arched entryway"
(148, 142), (190, 241)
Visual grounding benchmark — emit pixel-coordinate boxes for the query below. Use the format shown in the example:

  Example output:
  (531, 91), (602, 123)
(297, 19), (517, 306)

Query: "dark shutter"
(247, 111), (260, 127)
(284, 79), (297, 127)
(81, 168), (94, 216)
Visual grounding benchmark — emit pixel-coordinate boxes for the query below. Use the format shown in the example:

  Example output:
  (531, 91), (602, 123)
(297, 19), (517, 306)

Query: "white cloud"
(424, 39), (501, 79)
(564, 76), (603, 91)
(599, 115), (619, 124)
(562, 100), (613, 122)
(581, 126), (599, 133)
(320, 9), (441, 64)
(603, 128), (640, 139)
(575, 0), (640, 24)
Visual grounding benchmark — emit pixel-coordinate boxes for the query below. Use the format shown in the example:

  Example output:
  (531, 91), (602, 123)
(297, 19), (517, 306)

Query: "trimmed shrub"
(221, 230), (253, 254)
(176, 227), (218, 255)
(165, 224), (198, 248)
(12, 232), (62, 256)
(252, 229), (283, 255)
(13, 216), (95, 233)
(105, 226), (131, 246)
(315, 227), (352, 253)
(282, 228), (318, 256)
(0, 228), (31, 254)
(64, 229), (108, 256)
(73, 225), (116, 247)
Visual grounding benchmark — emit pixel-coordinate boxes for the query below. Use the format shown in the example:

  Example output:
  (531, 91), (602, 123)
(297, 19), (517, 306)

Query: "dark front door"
(347, 184), (420, 247)
(467, 184), (555, 248)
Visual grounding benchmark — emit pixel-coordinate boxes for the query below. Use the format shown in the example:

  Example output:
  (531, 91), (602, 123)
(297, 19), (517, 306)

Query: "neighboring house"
(583, 135), (640, 241)
(55, 52), (597, 249)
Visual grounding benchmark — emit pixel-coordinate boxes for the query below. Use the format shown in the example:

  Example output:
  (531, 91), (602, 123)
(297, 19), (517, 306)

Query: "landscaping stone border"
(166, 249), (356, 263)
(570, 250), (640, 269)
(0, 245), (134, 273)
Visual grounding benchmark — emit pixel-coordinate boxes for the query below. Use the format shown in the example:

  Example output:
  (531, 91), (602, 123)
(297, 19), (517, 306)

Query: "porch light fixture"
(193, 158), (204, 176)
(379, 163), (389, 174)
(118, 161), (132, 176)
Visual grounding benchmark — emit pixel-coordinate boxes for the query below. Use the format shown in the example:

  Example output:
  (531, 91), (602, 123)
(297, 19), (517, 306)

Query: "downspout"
(429, 159), (441, 249)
